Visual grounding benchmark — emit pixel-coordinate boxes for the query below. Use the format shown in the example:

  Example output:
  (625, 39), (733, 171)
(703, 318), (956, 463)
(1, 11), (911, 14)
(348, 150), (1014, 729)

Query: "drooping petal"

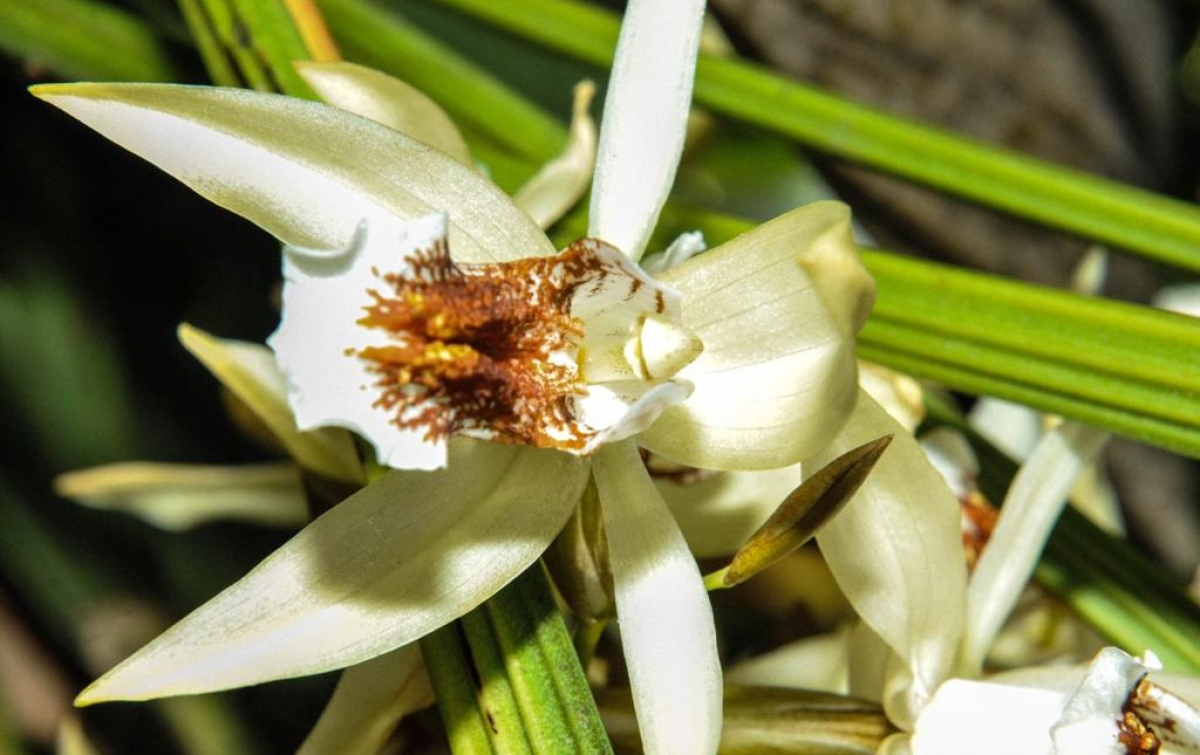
(513, 80), (597, 229)
(594, 440), (722, 755)
(814, 390), (967, 730)
(76, 442), (588, 702)
(32, 84), (552, 263)
(639, 202), (873, 470)
(587, 0), (705, 260)
(54, 462), (306, 531)
(178, 324), (363, 484)
(962, 423), (1109, 673)
(294, 61), (474, 168)
(296, 645), (433, 755)
(656, 462), (801, 558)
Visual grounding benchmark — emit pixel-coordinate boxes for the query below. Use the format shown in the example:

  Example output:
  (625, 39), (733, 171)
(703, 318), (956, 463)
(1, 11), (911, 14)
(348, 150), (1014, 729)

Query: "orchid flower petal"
(639, 202), (873, 470)
(268, 214), (454, 471)
(54, 462), (306, 531)
(815, 389), (967, 729)
(514, 80), (597, 229)
(178, 324), (363, 484)
(294, 61), (474, 168)
(1052, 647), (1153, 755)
(76, 442), (587, 702)
(32, 84), (552, 263)
(725, 628), (851, 692)
(297, 645), (433, 755)
(910, 679), (1067, 755)
(655, 463), (802, 558)
(587, 0), (705, 260)
(594, 440), (721, 755)
(963, 423), (1109, 674)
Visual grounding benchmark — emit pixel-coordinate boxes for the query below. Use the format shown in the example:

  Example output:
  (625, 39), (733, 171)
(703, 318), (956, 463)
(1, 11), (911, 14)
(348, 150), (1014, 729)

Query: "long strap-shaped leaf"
(429, 0), (1200, 273)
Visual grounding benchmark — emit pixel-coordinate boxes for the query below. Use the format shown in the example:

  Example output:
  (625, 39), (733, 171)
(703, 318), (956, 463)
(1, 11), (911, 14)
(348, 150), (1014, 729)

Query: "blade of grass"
(0, 0), (178, 82)
(431, 0), (1200, 273)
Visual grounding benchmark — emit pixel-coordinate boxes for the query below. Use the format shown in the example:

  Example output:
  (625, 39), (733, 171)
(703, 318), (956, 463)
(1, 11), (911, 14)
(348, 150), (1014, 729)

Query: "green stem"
(460, 612), (534, 755)
(176, 0), (243, 86)
(421, 625), (495, 755)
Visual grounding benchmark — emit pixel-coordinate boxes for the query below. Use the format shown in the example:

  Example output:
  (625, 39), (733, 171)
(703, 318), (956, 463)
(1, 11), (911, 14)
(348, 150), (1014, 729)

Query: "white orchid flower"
(34, 1), (873, 751)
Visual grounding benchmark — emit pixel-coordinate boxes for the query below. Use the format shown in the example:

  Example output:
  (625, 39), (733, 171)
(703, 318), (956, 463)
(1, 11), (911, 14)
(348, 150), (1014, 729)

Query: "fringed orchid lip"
(269, 212), (700, 470)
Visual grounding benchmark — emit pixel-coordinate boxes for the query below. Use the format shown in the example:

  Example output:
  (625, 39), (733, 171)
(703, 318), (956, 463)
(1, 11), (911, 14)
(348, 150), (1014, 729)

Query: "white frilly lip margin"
(269, 213), (452, 471)
(594, 439), (722, 755)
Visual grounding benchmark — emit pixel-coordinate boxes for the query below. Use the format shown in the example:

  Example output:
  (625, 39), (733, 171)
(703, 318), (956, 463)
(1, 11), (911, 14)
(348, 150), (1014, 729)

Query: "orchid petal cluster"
(36, 1), (874, 751)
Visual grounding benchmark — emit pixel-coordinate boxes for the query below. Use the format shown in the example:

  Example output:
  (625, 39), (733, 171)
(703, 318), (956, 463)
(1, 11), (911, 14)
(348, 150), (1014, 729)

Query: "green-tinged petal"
(178, 324), (363, 485)
(76, 442), (588, 702)
(514, 80), (597, 229)
(657, 463), (800, 558)
(962, 423), (1109, 674)
(31, 83), (552, 263)
(296, 645), (433, 755)
(294, 61), (474, 168)
(587, 0), (704, 260)
(814, 390), (967, 730)
(55, 462), (307, 531)
(639, 202), (872, 470)
(594, 440), (721, 755)
(725, 629), (851, 693)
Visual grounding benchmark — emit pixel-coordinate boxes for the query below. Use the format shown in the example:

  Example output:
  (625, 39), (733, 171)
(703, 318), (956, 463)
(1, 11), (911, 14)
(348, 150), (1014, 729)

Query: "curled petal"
(588, 0), (705, 260)
(514, 80), (597, 229)
(963, 423), (1108, 674)
(639, 202), (872, 470)
(594, 440), (722, 755)
(76, 442), (588, 702)
(295, 61), (474, 167)
(297, 646), (433, 755)
(815, 390), (967, 730)
(55, 462), (306, 531)
(178, 324), (363, 484)
(32, 83), (551, 263)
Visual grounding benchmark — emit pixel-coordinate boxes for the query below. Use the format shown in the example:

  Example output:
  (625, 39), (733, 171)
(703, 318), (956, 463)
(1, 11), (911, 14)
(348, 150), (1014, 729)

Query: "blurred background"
(3, 0), (1200, 752)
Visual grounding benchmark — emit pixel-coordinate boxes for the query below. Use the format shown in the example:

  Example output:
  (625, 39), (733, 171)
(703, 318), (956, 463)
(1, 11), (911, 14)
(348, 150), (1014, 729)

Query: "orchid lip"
(271, 213), (699, 469)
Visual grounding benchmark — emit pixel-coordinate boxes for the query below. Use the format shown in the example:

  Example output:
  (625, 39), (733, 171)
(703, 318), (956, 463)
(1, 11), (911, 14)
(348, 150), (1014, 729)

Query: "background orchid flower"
(34, 2), (875, 751)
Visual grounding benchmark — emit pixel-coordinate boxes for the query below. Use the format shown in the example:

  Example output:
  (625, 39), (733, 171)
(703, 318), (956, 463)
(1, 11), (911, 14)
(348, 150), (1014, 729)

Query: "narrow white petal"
(269, 215), (451, 471)
(962, 423), (1109, 673)
(177, 324), (363, 484)
(76, 442), (588, 702)
(594, 440), (721, 755)
(55, 462), (306, 531)
(32, 84), (551, 263)
(295, 61), (474, 167)
(639, 202), (872, 470)
(588, 0), (705, 260)
(514, 81), (597, 229)
(655, 463), (801, 558)
(815, 390), (967, 729)
(968, 397), (1043, 461)
(297, 645), (433, 755)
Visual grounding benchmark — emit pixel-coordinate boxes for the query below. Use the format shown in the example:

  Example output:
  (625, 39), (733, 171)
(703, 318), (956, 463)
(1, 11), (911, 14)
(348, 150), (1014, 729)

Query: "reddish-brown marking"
(357, 238), (617, 449)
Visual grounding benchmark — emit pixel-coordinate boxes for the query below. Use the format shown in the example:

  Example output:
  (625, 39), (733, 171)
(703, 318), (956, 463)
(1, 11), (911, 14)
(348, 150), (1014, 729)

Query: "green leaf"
(0, 0), (177, 81)
(432, 0), (1200, 273)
